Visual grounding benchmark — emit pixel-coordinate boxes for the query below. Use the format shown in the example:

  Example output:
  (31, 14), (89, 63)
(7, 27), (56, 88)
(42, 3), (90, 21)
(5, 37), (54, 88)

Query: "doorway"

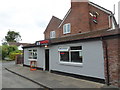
(45, 49), (49, 71)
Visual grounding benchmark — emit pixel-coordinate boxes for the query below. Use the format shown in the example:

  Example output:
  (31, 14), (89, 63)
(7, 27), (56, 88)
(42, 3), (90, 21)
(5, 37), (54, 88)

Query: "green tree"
(0, 46), (2, 60)
(2, 45), (8, 60)
(5, 30), (22, 42)
(1, 45), (18, 60)
(7, 45), (18, 55)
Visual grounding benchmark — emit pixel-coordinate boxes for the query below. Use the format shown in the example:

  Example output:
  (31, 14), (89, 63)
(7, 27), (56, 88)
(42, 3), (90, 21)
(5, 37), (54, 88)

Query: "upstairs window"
(63, 23), (71, 34)
(50, 31), (56, 38)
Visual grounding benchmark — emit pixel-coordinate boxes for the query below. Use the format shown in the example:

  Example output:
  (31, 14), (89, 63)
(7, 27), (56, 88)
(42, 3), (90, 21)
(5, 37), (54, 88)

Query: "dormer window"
(50, 31), (56, 38)
(63, 23), (71, 34)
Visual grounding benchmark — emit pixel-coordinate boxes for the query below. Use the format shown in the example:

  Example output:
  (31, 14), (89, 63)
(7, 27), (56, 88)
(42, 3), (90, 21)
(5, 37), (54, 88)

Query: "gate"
(16, 54), (23, 64)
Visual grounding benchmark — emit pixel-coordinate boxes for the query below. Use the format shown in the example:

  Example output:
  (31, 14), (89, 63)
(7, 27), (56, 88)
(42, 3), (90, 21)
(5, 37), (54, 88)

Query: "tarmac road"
(1, 61), (43, 89)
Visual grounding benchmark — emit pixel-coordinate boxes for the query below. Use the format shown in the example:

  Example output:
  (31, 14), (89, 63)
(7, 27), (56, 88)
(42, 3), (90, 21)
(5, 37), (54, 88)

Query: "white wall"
(50, 40), (105, 79)
(24, 47), (45, 69)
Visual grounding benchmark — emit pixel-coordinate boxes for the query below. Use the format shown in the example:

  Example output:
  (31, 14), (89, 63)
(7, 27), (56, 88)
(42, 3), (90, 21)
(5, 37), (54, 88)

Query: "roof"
(50, 28), (120, 44)
(8, 42), (32, 47)
(23, 28), (120, 48)
(89, 2), (112, 14)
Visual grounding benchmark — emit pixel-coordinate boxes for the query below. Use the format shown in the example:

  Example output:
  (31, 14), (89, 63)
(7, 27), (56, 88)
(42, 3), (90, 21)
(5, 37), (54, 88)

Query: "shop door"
(45, 49), (49, 71)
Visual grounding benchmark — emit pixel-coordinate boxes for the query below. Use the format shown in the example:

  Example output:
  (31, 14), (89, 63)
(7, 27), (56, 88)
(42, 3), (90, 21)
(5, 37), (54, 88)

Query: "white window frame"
(28, 49), (37, 60)
(50, 31), (56, 38)
(63, 23), (71, 34)
(59, 46), (83, 66)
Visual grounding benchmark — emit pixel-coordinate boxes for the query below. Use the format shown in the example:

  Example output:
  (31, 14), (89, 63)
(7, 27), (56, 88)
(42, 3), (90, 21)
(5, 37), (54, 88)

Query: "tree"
(5, 30), (22, 42)
(1, 45), (19, 60)
(1, 45), (8, 60)
(0, 46), (2, 60)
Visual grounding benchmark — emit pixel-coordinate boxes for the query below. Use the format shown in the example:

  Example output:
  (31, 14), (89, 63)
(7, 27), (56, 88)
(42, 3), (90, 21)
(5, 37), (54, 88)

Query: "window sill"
(28, 59), (37, 61)
(59, 61), (83, 67)
(63, 32), (71, 35)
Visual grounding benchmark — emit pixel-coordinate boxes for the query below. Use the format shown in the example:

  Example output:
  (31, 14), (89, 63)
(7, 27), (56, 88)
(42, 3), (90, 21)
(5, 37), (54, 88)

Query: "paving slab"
(5, 65), (104, 88)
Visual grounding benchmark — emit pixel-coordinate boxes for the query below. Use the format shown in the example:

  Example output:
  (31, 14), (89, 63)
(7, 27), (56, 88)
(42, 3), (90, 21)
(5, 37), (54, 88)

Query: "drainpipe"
(108, 5), (115, 29)
(101, 37), (110, 86)
(108, 15), (112, 28)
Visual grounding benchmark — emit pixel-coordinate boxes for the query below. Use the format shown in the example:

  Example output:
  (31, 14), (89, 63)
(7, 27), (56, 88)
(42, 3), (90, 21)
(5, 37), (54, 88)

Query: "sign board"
(58, 47), (70, 51)
(36, 40), (49, 46)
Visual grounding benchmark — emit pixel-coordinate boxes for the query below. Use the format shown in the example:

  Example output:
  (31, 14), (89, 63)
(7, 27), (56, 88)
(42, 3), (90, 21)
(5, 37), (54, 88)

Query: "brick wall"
(56, 1), (112, 38)
(44, 16), (61, 39)
(89, 4), (110, 31)
(102, 35), (120, 87)
(44, 1), (113, 39)
(58, 2), (90, 38)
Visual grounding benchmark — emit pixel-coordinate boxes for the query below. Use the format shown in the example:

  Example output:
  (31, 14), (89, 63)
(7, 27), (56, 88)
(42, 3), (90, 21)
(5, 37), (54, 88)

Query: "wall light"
(45, 45), (48, 48)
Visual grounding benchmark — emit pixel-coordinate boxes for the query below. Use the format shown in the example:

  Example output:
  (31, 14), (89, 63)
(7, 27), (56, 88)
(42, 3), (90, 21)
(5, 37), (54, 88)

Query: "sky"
(0, 0), (119, 45)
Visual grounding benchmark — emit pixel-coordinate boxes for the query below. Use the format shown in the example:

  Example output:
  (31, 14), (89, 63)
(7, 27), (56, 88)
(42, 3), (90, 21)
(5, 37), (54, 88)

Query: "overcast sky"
(0, 0), (119, 45)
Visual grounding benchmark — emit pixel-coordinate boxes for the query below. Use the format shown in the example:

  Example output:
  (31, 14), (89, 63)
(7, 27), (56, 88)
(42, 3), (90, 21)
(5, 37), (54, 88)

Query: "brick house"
(23, 0), (120, 88)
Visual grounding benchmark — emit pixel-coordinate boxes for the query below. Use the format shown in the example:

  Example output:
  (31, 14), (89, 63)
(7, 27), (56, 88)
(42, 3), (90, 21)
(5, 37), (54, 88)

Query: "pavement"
(4, 64), (106, 89)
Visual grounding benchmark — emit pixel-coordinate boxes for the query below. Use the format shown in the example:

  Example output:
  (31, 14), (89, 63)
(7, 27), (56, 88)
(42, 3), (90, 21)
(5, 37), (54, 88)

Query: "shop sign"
(36, 40), (49, 46)
(58, 47), (69, 51)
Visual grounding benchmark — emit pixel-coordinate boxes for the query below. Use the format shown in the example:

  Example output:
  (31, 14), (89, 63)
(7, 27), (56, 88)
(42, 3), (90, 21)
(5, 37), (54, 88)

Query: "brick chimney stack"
(118, 1), (120, 28)
(70, 0), (90, 32)
(71, 0), (89, 8)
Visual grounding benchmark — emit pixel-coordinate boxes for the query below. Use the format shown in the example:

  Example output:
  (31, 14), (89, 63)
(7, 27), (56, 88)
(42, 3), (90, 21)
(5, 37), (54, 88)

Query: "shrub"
(2, 45), (9, 60)
(9, 52), (23, 60)
(1, 45), (22, 60)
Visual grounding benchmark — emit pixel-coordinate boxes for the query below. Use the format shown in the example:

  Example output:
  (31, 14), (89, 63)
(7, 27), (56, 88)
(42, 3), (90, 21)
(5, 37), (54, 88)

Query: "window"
(59, 46), (83, 63)
(60, 52), (69, 62)
(50, 31), (55, 38)
(63, 23), (71, 34)
(29, 49), (37, 59)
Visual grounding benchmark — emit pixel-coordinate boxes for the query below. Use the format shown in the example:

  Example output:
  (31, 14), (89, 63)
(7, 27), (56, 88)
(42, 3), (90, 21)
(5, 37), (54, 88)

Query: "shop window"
(59, 46), (83, 63)
(63, 23), (71, 34)
(60, 52), (69, 62)
(29, 49), (37, 59)
(71, 51), (82, 63)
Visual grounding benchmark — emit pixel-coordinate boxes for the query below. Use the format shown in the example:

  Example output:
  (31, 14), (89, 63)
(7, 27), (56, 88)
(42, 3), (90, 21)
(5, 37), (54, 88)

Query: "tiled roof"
(50, 28), (120, 44)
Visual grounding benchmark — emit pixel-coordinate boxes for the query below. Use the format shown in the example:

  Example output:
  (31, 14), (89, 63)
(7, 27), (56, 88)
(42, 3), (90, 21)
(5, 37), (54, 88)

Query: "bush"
(1, 45), (22, 60)
(9, 50), (22, 60)
(9, 52), (23, 60)
(2, 45), (9, 60)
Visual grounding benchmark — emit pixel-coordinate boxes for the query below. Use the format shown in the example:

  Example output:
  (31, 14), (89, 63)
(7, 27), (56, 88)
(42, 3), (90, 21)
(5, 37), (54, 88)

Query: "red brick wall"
(44, 16), (61, 39)
(103, 36), (120, 87)
(57, 2), (90, 38)
(55, 2), (112, 38)
(89, 4), (111, 31)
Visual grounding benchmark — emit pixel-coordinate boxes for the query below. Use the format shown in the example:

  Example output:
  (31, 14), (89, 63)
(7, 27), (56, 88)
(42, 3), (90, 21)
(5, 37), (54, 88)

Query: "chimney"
(71, 0), (90, 32)
(71, 0), (89, 8)
(118, 1), (120, 28)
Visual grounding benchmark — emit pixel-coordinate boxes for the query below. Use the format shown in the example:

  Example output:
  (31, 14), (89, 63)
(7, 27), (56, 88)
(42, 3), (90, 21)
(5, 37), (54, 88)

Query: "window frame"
(28, 49), (37, 60)
(50, 31), (56, 38)
(63, 23), (71, 34)
(59, 46), (83, 66)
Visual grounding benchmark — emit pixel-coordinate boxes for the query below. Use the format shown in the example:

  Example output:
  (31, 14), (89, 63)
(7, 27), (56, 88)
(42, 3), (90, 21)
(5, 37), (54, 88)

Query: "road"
(1, 61), (42, 89)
